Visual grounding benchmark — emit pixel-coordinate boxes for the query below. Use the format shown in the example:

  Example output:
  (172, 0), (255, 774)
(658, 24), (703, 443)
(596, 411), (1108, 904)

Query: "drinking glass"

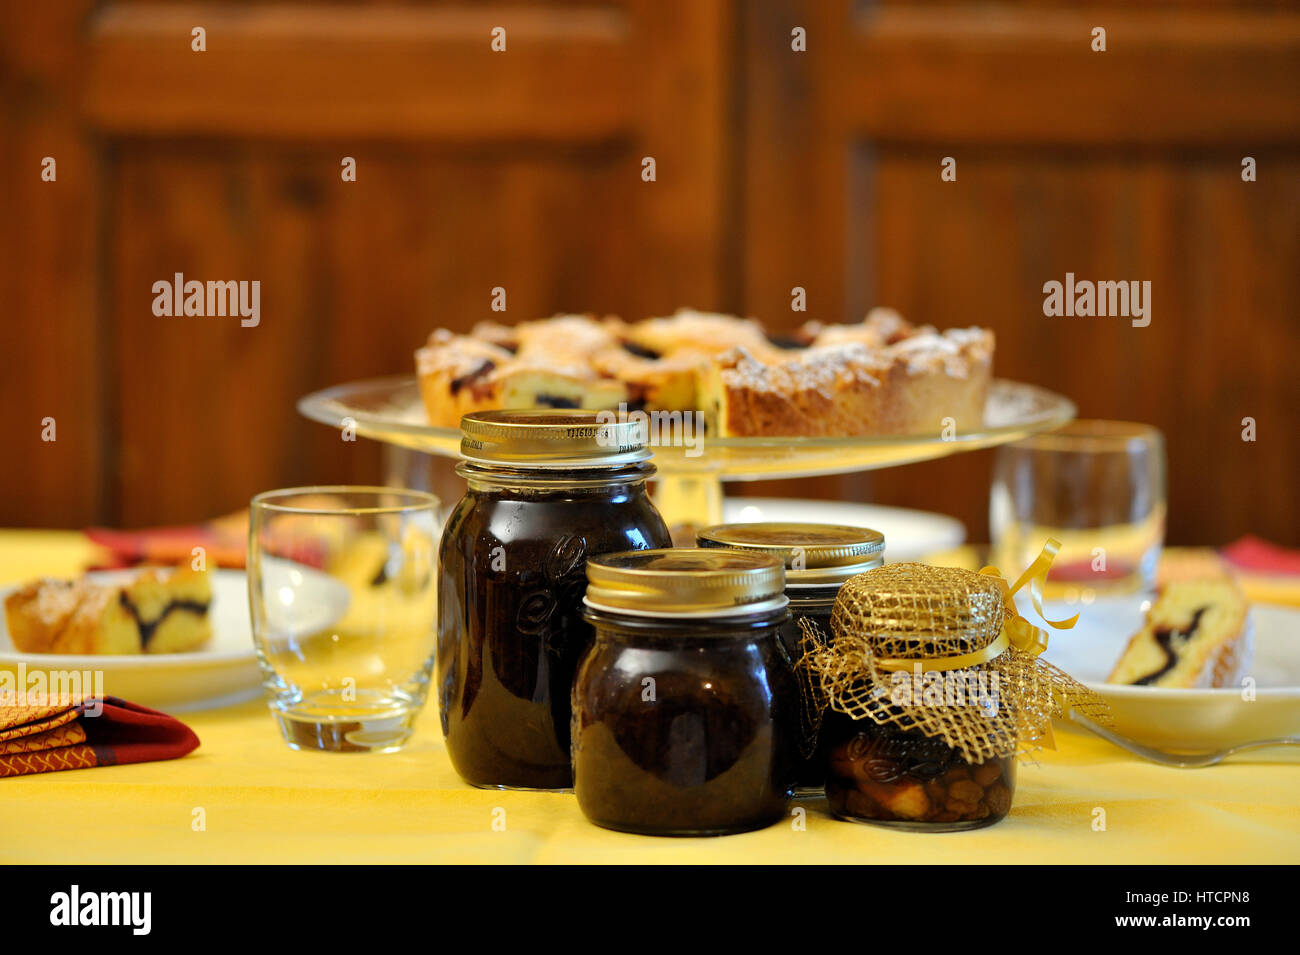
(990, 421), (1166, 597)
(249, 487), (441, 752)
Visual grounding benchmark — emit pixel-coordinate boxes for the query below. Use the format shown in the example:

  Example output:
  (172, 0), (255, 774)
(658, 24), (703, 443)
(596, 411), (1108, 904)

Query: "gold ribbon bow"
(979, 538), (1078, 658)
(872, 539), (1077, 674)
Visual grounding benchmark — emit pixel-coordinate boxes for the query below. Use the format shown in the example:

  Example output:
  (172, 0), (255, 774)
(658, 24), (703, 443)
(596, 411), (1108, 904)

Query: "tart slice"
(624, 308), (772, 357)
(589, 343), (706, 412)
(3, 578), (87, 654)
(701, 343), (896, 437)
(701, 327), (993, 438)
(1107, 579), (1250, 688)
(120, 564), (213, 654)
(56, 583), (149, 655)
(4, 564), (213, 655)
(416, 329), (627, 428)
(415, 331), (515, 428)
(801, 307), (929, 349)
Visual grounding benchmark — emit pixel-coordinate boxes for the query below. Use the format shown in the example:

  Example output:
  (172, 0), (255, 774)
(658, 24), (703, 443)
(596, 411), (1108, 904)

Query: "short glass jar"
(808, 562), (1034, 831)
(822, 712), (1016, 832)
(573, 549), (797, 836)
(437, 410), (671, 791)
(696, 522), (884, 792)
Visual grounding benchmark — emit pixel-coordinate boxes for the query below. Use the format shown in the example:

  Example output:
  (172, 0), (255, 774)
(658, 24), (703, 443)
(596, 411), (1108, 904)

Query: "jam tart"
(415, 309), (994, 437)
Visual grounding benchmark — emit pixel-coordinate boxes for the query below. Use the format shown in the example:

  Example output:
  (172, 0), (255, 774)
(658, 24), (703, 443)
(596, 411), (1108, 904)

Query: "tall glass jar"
(438, 410), (671, 790)
(574, 549), (796, 836)
(696, 522), (884, 792)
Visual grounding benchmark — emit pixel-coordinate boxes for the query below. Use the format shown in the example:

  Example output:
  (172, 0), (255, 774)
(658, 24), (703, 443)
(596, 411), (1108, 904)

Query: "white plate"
(721, 497), (965, 562)
(256, 556), (352, 639)
(1039, 593), (1300, 751)
(0, 568), (261, 712)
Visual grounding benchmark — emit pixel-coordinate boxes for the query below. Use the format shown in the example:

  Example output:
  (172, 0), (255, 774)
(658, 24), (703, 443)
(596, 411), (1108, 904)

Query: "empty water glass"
(990, 421), (1166, 598)
(248, 487), (440, 752)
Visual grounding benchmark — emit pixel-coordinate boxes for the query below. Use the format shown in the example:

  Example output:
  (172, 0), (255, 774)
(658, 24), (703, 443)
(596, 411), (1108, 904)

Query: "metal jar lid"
(584, 548), (787, 617)
(459, 409), (652, 468)
(696, 522), (885, 586)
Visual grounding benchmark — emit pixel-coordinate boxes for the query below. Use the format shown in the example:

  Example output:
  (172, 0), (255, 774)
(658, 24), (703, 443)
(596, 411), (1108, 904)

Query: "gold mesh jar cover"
(801, 554), (1109, 763)
(829, 563), (1004, 658)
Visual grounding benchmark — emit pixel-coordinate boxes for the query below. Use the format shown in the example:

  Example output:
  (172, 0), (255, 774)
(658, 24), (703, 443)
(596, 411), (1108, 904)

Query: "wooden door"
(1, 0), (735, 527)
(740, 0), (1300, 544)
(3, 0), (1297, 546)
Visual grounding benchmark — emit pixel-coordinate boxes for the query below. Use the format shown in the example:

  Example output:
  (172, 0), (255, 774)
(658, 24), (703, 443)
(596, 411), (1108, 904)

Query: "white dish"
(0, 568), (261, 712)
(1039, 593), (1300, 751)
(721, 497), (965, 562)
(256, 556), (352, 640)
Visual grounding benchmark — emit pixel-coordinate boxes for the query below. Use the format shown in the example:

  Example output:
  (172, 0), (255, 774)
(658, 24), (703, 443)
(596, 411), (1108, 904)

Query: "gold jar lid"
(585, 548), (787, 617)
(696, 522), (885, 586)
(459, 409), (651, 468)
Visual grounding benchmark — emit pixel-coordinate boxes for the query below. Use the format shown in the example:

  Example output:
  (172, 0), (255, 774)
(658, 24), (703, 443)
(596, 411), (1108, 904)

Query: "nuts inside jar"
(823, 715), (1016, 828)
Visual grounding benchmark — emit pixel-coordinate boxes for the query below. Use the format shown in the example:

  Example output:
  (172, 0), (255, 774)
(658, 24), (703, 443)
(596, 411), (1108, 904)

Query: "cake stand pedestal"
(298, 375), (1075, 530)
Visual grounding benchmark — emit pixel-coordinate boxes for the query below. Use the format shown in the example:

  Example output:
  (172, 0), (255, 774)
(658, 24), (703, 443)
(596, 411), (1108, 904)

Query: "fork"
(1069, 715), (1300, 768)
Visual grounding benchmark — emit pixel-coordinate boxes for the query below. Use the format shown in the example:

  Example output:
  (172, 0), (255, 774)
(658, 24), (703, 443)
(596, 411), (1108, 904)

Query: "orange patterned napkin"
(0, 697), (200, 777)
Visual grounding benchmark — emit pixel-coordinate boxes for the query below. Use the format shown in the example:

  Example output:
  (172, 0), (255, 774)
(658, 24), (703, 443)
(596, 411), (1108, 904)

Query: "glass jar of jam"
(808, 562), (1035, 831)
(822, 712), (1016, 832)
(438, 410), (671, 790)
(696, 522), (884, 793)
(574, 549), (797, 835)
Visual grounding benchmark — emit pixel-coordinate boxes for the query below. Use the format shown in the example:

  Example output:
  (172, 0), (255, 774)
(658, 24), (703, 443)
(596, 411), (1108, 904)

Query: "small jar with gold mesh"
(575, 548), (797, 836)
(802, 559), (1107, 831)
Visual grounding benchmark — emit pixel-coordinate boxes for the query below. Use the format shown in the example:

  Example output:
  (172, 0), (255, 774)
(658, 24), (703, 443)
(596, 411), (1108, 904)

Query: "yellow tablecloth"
(3, 532), (1297, 864)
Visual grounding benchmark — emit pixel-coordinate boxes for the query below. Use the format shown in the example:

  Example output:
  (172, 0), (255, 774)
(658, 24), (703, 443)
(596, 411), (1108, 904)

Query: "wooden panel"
(740, 0), (1300, 546)
(85, 4), (634, 141)
(860, 149), (1300, 544)
(626, 0), (734, 311)
(0, 0), (736, 528)
(109, 142), (647, 525)
(846, 7), (1300, 145)
(0, 1), (105, 527)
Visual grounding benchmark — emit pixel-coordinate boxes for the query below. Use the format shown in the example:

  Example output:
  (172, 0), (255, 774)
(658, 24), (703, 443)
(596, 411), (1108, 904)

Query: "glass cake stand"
(297, 375), (1075, 528)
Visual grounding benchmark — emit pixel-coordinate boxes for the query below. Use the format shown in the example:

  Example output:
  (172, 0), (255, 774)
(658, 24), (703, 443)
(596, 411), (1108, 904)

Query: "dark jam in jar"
(822, 712), (1016, 831)
(437, 411), (671, 790)
(696, 522), (885, 793)
(777, 588), (837, 790)
(573, 549), (797, 835)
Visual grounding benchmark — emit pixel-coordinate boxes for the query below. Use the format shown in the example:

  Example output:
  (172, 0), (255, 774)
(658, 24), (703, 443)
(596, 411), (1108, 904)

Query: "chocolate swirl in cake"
(117, 591), (211, 649)
(1135, 606), (1209, 686)
(449, 359), (496, 395)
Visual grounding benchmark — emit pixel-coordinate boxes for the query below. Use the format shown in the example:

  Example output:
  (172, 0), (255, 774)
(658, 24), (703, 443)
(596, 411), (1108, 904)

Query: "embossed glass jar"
(574, 549), (796, 836)
(437, 410), (671, 790)
(696, 522), (885, 793)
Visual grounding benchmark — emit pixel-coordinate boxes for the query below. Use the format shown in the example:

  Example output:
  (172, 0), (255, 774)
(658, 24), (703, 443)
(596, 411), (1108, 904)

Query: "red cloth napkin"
(86, 511), (249, 570)
(85, 507), (330, 571)
(0, 697), (200, 777)
(1222, 535), (1300, 576)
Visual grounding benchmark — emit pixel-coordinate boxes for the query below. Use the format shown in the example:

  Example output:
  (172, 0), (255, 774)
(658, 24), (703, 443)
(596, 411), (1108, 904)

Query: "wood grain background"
(1, 0), (1297, 545)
